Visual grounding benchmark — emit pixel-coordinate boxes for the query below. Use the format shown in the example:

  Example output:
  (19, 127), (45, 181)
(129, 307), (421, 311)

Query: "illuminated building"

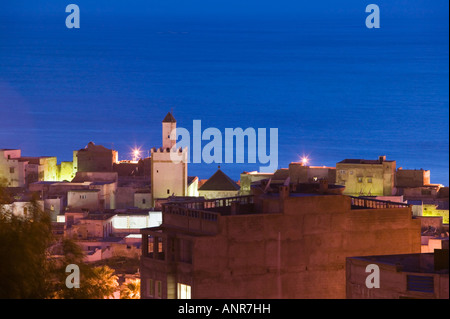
(239, 171), (273, 196)
(288, 161), (336, 184)
(75, 141), (119, 173)
(0, 187), (44, 218)
(395, 168), (449, 225)
(0, 149), (26, 187)
(151, 112), (188, 206)
(336, 156), (396, 196)
(60, 208), (162, 262)
(58, 160), (75, 181)
(198, 168), (240, 200)
(140, 182), (421, 299)
(67, 189), (102, 211)
(21, 156), (59, 183)
(0, 149), (60, 186)
(239, 162), (336, 196)
(30, 172), (118, 215)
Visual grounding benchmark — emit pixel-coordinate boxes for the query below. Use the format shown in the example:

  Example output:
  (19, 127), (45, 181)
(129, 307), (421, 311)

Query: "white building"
(151, 112), (188, 206)
(0, 149), (26, 187)
(67, 189), (101, 211)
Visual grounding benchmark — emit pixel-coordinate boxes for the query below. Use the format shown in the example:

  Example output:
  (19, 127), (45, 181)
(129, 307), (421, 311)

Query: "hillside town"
(0, 112), (448, 299)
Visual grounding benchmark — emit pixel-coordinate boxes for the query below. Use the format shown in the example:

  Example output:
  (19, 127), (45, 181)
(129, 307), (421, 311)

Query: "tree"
(120, 279), (141, 299)
(1, 185), (120, 299)
(48, 240), (120, 299)
(0, 188), (54, 298)
(47, 238), (91, 299)
(83, 265), (119, 299)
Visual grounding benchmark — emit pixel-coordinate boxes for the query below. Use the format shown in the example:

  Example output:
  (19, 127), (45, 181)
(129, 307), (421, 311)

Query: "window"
(23, 207), (28, 216)
(156, 281), (162, 298)
(9, 167), (14, 174)
(367, 178), (373, 183)
(146, 279), (154, 297)
(339, 170), (346, 175)
(142, 198), (146, 204)
(357, 177), (363, 183)
(407, 275), (434, 293)
(50, 205), (55, 211)
(79, 195), (87, 199)
(312, 177), (318, 182)
(177, 283), (191, 299)
(167, 189), (170, 195)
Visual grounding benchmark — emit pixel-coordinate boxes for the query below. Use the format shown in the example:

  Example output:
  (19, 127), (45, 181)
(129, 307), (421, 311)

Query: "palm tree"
(120, 279), (141, 299)
(84, 265), (119, 299)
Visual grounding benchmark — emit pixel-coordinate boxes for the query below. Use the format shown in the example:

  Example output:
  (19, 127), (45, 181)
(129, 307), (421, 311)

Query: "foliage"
(83, 265), (119, 299)
(48, 240), (120, 299)
(0, 190), (53, 298)
(120, 278), (141, 299)
(0, 186), (121, 299)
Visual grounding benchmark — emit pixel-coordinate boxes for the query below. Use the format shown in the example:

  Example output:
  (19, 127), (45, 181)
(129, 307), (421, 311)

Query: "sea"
(0, 1), (448, 185)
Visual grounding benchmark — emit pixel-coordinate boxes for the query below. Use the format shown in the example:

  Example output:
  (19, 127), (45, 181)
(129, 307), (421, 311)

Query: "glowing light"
(131, 147), (142, 161)
(301, 156), (309, 165)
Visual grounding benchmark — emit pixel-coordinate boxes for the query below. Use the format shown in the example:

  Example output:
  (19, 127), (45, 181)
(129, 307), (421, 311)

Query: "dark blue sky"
(1, 0), (448, 19)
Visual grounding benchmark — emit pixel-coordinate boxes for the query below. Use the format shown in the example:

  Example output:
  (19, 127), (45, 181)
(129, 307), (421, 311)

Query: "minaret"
(151, 111), (188, 207)
(162, 111), (176, 149)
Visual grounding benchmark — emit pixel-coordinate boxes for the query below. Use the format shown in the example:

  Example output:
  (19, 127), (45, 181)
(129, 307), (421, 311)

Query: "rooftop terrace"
(160, 192), (412, 230)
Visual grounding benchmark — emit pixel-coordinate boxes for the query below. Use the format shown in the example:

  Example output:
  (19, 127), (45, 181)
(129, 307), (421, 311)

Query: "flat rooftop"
(68, 189), (100, 193)
(349, 252), (449, 274)
(83, 212), (116, 220)
(338, 159), (394, 164)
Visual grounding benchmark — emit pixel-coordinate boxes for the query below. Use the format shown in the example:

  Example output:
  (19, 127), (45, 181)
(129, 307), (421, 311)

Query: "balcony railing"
(162, 195), (254, 221)
(165, 195), (253, 210)
(163, 205), (220, 222)
(350, 196), (411, 209)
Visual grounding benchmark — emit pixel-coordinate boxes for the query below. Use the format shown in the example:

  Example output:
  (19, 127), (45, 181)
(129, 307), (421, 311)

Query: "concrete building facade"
(288, 162), (336, 184)
(140, 185), (421, 299)
(346, 250), (449, 299)
(239, 171), (274, 196)
(336, 156), (396, 196)
(76, 142), (118, 173)
(0, 149), (26, 187)
(67, 189), (101, 211)
(396, 168), (431, 188)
